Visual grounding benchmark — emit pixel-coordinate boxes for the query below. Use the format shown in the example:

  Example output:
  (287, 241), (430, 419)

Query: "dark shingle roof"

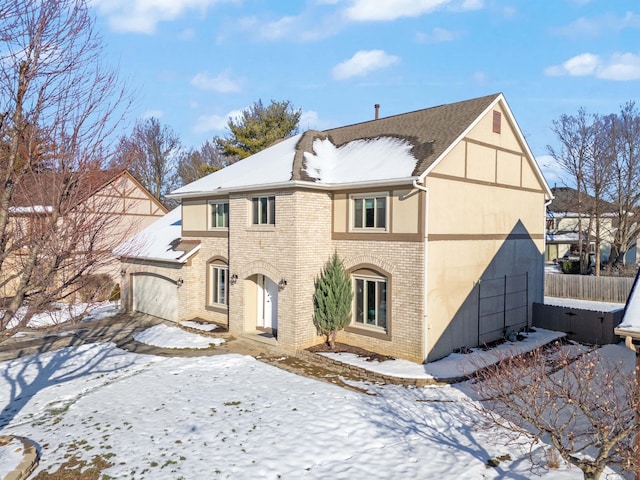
(291, 93), (501, 181)
(549, 186), (616, 214)
(9, 169), (125, 209)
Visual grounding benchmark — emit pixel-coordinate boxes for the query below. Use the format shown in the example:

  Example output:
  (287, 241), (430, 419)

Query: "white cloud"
(343, 0), (450, 21)
(192, 114), (227, 133)
(178, 28), (196, 40)
(190, 69), (243, 93)
(299, 110), (320, 130)
(551, 12), (640, 39)
(237, 12), (342, 42)
(471, 71), (488, 85)
(599, 53), (640, 81)
(91, 0), (235, 34)
(545, 52), (640, 81)
(192, 108), (245, 134)
(415, 27), (461, 44)
(332, 50), (400, 80)
(140, 109), (164, 119)
(449, 0), (483, 12)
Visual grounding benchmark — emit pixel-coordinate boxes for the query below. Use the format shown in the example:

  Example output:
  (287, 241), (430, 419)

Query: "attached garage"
(132, 273), (178, 322)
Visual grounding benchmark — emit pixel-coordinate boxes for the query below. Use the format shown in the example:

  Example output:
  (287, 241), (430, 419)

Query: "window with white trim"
(353, 274), (387, 330)
(252, 196), (275, 225)
(352, 195), (387, 230)
(208, 262), (228, 306)
(209, 201), (229, 229)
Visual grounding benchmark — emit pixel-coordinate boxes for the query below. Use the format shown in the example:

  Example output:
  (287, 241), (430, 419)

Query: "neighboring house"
(545, 186), (638, 265)
(2, 169), (167, 298)
(117, 93), (552, 363)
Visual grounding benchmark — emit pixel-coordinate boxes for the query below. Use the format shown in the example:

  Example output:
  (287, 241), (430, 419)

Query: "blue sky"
(89, 0), (640, 187)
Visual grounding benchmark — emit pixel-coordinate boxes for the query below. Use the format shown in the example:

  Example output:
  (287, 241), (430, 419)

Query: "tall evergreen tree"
(314, 253), (353, 349)
(217, 99), (301, 159)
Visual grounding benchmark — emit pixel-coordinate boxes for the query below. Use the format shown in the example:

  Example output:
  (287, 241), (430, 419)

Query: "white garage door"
(132, 273), (178, 322)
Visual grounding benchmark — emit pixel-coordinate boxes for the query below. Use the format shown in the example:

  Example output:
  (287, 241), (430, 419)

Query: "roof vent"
(374, 104), (380, 120)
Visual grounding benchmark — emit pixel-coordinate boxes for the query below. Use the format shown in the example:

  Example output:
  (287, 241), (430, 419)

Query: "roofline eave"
(167, 177), (422, 199)
(118, 244), (200, 265)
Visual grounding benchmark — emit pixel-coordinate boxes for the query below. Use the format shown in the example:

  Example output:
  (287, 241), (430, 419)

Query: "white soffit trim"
(167, 177), (421, 199)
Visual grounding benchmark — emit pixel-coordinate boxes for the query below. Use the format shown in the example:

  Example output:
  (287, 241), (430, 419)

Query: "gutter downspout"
(413, 178), (429, 363)
(543, 198), (553, 307)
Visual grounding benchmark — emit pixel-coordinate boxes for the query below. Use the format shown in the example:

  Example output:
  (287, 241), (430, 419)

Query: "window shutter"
(492, 110), (501, 134)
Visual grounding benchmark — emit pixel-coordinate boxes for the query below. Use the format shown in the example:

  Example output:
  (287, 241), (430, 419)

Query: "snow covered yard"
(0, 327), (633, 478)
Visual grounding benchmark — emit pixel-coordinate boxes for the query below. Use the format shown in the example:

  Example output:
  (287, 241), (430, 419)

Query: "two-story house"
(545, 186), (639, 266)
(2, 169), (167, 299)
(117, 93), (552, 363)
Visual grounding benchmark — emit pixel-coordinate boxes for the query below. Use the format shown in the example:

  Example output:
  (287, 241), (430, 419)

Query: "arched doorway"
(256, 274), (278, 337)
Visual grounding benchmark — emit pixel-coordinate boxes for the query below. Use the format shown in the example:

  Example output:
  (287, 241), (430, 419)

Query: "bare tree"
(0, 0), (131, 330)
(584, 114), (614, 276)
(548, 110), (613, 275)
(605, 102), (640, 269)
(177, 139), (233, 186)
(111, 117), (181, 205)
(548, 110), (592, 274)
(472, 343), (639, 480)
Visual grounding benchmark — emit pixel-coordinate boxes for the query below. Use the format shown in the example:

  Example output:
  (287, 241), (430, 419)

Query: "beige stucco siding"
(434, 142), (466, 177)
(391, 189), (420, 234)
(423, 103), (547, 361)
(333, 189), (420, 236)
(333, 193), (347, 233)
(465, 103), (522, 152)
(496, 150), (522, 187)
(465, 142), (496, 183)
(182, 198), (208, 232)
(426, 179), (543, 236)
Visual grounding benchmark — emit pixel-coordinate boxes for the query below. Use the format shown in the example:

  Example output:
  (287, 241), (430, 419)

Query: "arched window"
(351, 267), (388, 331)
(208, 259), (228, 307)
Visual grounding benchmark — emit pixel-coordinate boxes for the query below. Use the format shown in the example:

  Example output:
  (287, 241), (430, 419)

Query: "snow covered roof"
(616, 269), (640, 336)
(546, 232), (581, 243)
(114, 207), (199, 263)
(171, 93), (527, 198)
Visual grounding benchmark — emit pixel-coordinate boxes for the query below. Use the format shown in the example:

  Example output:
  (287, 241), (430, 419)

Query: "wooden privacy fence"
(544, 273), (634, 303)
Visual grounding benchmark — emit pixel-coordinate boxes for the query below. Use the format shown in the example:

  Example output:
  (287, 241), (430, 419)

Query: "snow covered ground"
(0, 323), (633, 479)
(0, 300), (634, 479)
(4, 301), (120, 330)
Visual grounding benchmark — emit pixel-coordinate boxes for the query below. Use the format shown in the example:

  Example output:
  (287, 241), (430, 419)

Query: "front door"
(257, 275), (278, 333)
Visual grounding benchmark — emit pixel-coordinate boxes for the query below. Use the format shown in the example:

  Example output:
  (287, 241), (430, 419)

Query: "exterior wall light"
(176, 277), (184, 287)
(278, 278), (287, 291)
(229, 274), (238, 285)
(120, 268), (126, 277)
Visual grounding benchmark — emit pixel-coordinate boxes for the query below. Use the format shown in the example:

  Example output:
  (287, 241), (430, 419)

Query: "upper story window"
(252, 196), (275, 225)
(209, 200), (229, 229)
(352, 195), (387, 230)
